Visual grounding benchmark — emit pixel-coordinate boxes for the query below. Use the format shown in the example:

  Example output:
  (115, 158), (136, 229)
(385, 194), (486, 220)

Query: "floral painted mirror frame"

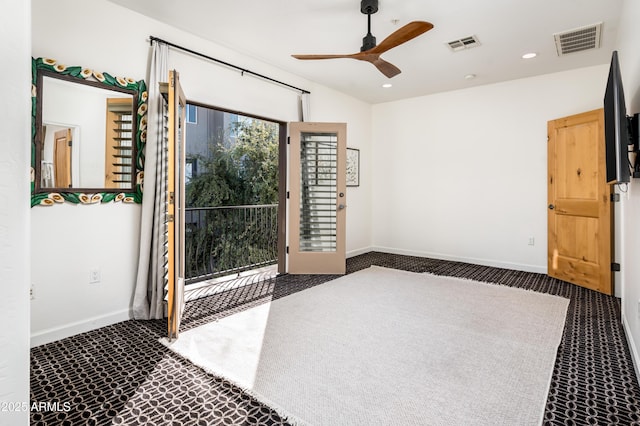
(31, 57), (148, 207)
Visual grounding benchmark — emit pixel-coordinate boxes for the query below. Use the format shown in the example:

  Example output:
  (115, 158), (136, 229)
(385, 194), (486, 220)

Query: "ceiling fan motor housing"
(361, 34), (377, 51)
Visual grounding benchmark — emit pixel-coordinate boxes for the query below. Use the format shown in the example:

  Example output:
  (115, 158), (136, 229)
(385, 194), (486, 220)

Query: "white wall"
(30, 204), (141, 346)
(371, 65), (609, 273)
(616, 0), (640, 377)
(1, 0), (31, 424)
(30, 0), (372, 344)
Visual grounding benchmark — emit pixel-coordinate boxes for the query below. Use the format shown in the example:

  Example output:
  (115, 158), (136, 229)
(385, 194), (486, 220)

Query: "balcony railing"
(185, 204), (278, 284)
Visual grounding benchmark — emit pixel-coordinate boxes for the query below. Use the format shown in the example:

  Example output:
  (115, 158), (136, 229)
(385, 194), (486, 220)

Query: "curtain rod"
(149, 36), (310, 95)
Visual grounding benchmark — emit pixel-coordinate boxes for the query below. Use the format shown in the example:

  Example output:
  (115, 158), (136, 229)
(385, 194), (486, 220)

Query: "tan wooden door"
(53, 128), (71, 187)
(288, 122), (347, 274)
(547, 109), (613, 295)
(167, 70), (187, 340)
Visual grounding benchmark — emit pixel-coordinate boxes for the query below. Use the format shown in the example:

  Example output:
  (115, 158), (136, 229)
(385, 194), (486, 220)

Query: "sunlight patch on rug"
(161, 266), (569, 426)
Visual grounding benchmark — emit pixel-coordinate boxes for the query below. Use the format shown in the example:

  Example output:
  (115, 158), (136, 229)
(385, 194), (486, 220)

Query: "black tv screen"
(604, 50), (630, 184)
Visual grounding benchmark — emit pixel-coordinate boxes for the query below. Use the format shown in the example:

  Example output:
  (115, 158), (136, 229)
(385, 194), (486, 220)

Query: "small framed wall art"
(346, 148), (360, 187)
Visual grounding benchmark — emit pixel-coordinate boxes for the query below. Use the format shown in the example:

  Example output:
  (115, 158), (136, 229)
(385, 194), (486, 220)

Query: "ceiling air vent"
(554, 22), (602, 56)
(446, 35), (480, 52)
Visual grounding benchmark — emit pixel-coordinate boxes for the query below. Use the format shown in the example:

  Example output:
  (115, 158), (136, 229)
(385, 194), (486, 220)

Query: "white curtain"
(133, 41), (169, 320)
(299, 92), (311, 122)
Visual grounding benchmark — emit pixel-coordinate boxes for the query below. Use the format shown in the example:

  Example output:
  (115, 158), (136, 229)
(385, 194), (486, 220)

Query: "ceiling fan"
(292, 0), (434, 78)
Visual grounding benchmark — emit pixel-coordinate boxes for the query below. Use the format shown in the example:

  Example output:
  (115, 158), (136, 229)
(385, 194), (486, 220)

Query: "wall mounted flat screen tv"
(604, 50), (631, 184)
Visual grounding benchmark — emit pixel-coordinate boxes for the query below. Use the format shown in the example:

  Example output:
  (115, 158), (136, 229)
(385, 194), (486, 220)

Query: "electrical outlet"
(30, 284), (35, 300)
(528, 237), (535, 246)
(89, 269), (101, 284)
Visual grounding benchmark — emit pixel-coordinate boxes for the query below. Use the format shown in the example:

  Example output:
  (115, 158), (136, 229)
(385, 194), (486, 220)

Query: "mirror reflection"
(38, 74), (136, 190)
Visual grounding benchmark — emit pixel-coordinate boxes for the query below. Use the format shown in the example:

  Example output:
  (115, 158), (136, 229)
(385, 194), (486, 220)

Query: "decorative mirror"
(31, 57), (147, 206)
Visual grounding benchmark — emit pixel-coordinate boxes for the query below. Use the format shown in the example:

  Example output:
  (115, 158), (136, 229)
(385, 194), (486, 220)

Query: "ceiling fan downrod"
(360, 0), (378, 51)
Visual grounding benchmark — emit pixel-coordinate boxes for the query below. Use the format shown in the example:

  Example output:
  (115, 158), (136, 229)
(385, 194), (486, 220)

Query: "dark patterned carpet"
(30, 252), (640, 425)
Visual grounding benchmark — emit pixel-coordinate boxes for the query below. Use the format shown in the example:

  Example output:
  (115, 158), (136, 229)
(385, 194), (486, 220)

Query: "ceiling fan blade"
(292, 54), (356, 60)
(369, 21), (434, 55)
(370, 57), (402, 78)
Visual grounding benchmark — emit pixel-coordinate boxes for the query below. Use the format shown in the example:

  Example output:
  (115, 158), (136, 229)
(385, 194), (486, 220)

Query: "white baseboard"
(369, 246), (547, 274)
(622, 313), (640, 383)
(30, 309), (132, 348)
(346, 246), (374, 258)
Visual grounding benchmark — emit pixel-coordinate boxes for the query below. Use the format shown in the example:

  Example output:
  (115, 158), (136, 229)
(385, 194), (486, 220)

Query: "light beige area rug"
(161, 266), (569, 426)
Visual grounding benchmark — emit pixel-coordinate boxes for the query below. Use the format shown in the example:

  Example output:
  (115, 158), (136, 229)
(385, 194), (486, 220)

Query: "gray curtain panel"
(133, 41), (169, 320)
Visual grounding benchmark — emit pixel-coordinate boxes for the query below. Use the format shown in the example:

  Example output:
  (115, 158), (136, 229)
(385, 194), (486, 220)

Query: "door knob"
(548, 204), (555, 210)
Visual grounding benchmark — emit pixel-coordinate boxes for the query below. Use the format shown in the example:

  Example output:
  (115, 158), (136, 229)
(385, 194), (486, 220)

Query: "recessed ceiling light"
(464, 74), (476, 80)
(522, 52), (537, 59)
(382, 83), (393, 88)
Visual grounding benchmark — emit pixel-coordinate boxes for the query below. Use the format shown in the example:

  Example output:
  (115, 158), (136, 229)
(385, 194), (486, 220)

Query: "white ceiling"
(109, 0), (623, 104)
